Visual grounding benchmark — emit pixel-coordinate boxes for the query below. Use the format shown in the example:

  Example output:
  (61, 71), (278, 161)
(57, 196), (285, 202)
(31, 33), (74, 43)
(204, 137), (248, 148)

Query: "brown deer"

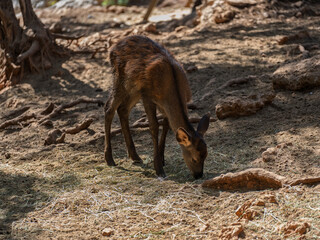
(104, 35), (210, 179)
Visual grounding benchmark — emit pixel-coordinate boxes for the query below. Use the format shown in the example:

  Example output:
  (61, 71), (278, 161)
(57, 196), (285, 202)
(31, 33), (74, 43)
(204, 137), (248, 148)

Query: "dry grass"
(1, 143), (319, 239)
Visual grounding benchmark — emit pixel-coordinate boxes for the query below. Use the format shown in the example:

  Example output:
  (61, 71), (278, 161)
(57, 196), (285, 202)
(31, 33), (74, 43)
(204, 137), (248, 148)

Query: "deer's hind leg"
(117, 97), (142, 164)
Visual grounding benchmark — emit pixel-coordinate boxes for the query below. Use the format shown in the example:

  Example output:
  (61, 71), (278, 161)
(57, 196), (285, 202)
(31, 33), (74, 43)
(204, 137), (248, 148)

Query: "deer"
(104, 35), (210, 179)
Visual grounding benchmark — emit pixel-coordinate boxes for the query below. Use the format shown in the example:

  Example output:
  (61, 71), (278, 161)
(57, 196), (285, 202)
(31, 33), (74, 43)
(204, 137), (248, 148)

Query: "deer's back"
(109, 36), (192, 105)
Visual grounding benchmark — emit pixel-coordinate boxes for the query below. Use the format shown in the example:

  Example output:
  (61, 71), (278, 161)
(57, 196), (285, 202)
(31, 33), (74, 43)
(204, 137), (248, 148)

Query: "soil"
(1, 1), (320, 239)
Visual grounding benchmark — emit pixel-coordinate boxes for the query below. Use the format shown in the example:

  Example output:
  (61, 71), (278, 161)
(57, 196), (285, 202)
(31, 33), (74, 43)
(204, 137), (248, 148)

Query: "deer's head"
(176, 114), (210, 179)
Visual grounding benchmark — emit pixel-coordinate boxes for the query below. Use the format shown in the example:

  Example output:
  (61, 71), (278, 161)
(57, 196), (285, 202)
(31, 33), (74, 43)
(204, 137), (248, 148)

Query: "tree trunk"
(0, 0), (63, 90)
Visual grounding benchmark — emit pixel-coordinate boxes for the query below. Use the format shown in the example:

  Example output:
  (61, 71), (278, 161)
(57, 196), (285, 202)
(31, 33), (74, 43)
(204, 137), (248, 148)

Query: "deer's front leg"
(143, 99), (166, 178)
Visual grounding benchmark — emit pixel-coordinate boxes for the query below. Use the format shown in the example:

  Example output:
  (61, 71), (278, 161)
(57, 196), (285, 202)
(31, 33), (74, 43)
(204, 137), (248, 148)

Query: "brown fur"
(104, 35), (209, 178)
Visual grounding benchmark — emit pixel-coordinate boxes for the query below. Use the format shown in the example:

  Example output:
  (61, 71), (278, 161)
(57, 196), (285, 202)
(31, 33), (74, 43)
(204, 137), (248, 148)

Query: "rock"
(226, 0), (257, 8)
(5, 153), (11, 159)
(293, 1), (304, 8)
(44, 129), (65, 145)
(261, 193), (277, 204)
(143, 23), (158, 34)
(272, 55), (320, 90)
(202, 168), (285, 190)
(219, 222), (244, 239)
(215, 92), (275, 120)
(235, 199), (264, 220)
(199, 223), (209, 232)
(214, 11), (236, 24)
(102, 228), (114, 237)
(280, 222), (310, 237)
(261, 147), (277, 162)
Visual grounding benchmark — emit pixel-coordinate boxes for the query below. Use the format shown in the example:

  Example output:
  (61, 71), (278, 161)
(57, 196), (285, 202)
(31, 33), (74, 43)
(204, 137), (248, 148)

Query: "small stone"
(5, 153), (11, 159)
(143, 23), (158, 34)
(186, 65), (198, 73)
(199, 223), (209, 232)
(102, 228), (114, 237)
(254, 199), (265, 206)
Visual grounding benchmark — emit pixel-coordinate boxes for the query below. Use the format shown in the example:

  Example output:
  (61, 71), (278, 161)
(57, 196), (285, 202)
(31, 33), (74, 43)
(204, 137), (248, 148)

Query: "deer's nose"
(193, 172), (203, 179)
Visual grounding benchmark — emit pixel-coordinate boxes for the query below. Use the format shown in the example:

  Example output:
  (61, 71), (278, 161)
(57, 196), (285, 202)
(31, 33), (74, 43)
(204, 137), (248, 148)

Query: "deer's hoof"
(156, 171), (166, 179)
(131, 156), (143, 165)
(105, 157), (117, 166)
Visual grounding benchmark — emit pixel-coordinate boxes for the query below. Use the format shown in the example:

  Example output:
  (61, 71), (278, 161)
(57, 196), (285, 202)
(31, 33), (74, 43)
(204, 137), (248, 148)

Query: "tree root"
(202, 168), (320, 191)
(17, 40), (40, 64)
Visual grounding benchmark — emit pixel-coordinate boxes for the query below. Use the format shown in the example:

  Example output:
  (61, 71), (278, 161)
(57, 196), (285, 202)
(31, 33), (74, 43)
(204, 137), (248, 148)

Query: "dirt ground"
(1, 1), (320, 239)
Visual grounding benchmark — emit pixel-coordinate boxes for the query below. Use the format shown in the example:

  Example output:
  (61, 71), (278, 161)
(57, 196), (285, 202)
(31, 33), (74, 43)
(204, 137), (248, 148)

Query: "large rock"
(215, 92), (275, 120)
(272, 55), (320, 90)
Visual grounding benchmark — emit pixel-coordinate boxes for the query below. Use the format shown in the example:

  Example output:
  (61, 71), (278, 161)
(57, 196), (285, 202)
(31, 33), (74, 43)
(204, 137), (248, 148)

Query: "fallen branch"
(64, 118), (94, 134)
(38, 97), (103, 124)
(0, 112), (36, 129)
(202, 168), (320, 191)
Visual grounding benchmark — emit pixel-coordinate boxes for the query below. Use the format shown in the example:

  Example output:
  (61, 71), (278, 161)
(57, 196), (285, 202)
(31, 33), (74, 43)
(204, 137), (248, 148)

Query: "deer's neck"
(163, 103), (194, 134)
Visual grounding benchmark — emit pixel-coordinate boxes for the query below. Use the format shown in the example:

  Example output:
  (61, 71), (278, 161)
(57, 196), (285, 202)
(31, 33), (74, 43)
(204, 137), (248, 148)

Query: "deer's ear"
(176, 128), (191, 147)
(197, 113), (210, 136)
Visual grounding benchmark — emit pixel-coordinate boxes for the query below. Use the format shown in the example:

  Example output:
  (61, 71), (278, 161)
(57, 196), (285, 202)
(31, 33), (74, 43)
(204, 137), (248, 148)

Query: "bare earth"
(1, 2), (320, 239)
